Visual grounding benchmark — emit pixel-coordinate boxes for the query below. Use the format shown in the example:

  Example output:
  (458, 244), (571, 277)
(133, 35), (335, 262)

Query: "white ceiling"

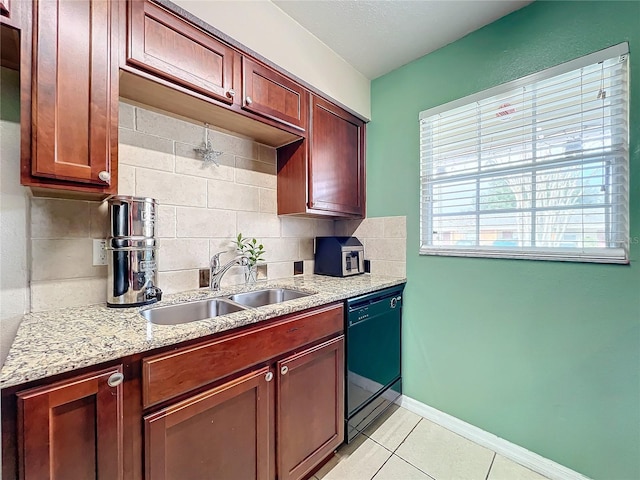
(272, 0), (533, 80)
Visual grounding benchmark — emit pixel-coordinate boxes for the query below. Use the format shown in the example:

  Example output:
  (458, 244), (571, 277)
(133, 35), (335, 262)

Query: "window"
(419, 43), (630, 263)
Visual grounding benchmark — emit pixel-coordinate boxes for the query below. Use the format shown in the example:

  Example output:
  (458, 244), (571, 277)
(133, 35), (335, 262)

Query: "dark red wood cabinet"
(309, 95), (366, 216)
(277, 96), (366, 218)
(20, 0), (119, 196)
(242, 57), (308, 132)
(278, 336), (344, 480)
(126, 0), (238, 105)
(16, 366), (124, 480)
(141, 304), (345, 480)
(145, 367), (272, 480)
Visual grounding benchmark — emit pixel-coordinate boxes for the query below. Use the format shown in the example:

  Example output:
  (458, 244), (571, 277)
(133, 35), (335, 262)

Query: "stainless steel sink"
(141, 298), (246, 325)
(227, 288), (311, 308)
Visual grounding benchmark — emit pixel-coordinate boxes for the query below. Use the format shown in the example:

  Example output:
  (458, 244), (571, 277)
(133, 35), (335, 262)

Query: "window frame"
(419, 43), (630, 264)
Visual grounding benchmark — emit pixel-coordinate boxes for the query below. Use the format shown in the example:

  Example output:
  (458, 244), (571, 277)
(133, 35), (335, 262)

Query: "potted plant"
(234, 233), (266, 284)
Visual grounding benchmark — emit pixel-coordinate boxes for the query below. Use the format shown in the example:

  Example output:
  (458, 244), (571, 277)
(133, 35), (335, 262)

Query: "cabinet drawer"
(142, 303), (343, 408)
(127, 0), (237, 104)
(243, 57), (308, 131)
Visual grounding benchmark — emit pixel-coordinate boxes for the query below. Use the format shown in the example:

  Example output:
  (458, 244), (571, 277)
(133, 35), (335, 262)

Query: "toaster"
(314, 237), (365, 277)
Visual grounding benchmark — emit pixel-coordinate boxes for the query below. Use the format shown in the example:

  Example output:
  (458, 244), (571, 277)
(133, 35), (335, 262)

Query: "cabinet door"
(277, 336), (345, 480)
(31, 0), (118, 188)
(145, 367), (273, 480)
(127, 0), (237, 105)
(309, 96), (365, 217)
(16, 366), (124, 480)
(243, 57), (308, 131)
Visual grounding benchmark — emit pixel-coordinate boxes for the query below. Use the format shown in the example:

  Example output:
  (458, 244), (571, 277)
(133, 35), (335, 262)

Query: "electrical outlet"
(92, 239), (108, 266)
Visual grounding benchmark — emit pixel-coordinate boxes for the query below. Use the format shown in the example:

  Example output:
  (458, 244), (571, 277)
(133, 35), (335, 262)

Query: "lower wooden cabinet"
(15, 365), (124, 480)
(278, 336), (344, 480)
(144, 367), (272, 480)
(144, 336), (345, 480)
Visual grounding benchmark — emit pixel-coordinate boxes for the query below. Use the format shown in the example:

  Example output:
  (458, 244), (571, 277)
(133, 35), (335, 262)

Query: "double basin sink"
(141, 288), (312, 326)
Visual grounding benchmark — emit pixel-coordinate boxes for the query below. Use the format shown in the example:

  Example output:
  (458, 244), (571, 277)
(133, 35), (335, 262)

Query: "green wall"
(368, 2), (640, 479)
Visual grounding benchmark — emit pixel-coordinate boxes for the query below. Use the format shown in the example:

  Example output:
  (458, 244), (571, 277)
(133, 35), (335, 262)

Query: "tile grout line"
(485, 452), (497, 480)
(369, 450), (394, 480)
(388, 418), (440, 480)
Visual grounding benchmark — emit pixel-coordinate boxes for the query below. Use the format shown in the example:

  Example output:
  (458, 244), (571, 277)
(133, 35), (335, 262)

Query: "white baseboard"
(397, 395), (592, 480)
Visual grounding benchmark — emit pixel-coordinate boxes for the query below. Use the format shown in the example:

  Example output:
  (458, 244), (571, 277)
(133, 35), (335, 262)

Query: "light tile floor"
(312, 406), (551, 480)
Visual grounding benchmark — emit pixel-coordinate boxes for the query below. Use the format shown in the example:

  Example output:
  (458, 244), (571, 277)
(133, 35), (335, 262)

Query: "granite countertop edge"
(0, 274), (406, 389)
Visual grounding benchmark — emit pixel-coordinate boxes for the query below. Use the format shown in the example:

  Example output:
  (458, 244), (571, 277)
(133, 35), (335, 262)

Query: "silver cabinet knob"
(227, 89), (235, 98)
(107, 372), (124, 387)
(245, 96), (253, 105)
(280, 365), (288, 375)
(265, 371), (273, 382)
(98, 170), (111, 183)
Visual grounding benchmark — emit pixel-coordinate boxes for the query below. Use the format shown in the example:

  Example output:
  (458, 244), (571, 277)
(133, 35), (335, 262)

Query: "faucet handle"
(210, 251), (227, 268)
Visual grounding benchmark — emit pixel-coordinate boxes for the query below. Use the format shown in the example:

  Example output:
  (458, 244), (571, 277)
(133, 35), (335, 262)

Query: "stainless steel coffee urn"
(106, 196), (162, 308)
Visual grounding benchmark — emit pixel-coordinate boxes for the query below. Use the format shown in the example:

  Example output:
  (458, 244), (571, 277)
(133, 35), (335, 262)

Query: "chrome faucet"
(210, 252), (249, 291)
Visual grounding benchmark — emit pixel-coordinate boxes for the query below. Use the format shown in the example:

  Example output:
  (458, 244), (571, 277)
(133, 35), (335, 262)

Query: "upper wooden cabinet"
(16, 366), (124, 480)
(126, 0), (238, 105)
(242, 57), (308, 132)
(309, 96), (366, 216)
(20, 0), (119, 196)
(277, 96), (366, 218)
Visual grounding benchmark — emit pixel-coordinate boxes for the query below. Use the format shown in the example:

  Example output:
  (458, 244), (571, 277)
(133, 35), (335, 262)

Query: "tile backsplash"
(29, 101), (407, 311)
(335, 217), (407, 278)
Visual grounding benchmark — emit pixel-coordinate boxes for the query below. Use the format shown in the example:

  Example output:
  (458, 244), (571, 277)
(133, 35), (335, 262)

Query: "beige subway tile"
(235, 169), (277, 189)
(353, 217), (384, 239)
(157, 238), (209, 271)
(176, 207), (236, 238)
(236, 156), (276, 174)
(119, 130), (174, 172)
(117, 164), (136, 196)
(209, 238), (237, 258)
(313, 219), (336, 237)
(235, 157), (277, 188)
(258, 144), (276, 164)
(299, 238), (314, 260)
(32, 238), (106, 281)
(118, 102), (135, 130)
(90, 201), (109, 238)
(237, 212), (281, 238)
(364, 238), (406, 262)
(31, 198), (89, 238)
(267, 261), (293, 280)
(384, 216), (407, 238)
(207, 179), (259, 211)
(135, 107), (203, 145)
(369, 260), (406, 278)
(31, 278), (107, 311)
(259, 188), (277, 214)
(157, 205), (176, 238)
(157, 269), (200, 295)
(136, 169), (207, 207)
(214, 132), (260, 159)
(334, 219), (361, 237)
(303, 259), (315, 274)
(281, 217), (316, 238)
(261, 238), (300, 262)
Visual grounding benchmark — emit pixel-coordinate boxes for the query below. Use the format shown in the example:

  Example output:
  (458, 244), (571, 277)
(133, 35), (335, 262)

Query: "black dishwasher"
(345, 284), (404, 442)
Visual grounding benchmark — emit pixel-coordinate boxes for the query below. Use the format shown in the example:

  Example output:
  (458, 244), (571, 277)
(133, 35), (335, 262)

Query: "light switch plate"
(92, 239), (107, 266)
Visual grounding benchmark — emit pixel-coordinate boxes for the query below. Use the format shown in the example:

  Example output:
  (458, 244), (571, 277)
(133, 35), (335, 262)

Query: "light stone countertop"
(0, 274), (405, 389)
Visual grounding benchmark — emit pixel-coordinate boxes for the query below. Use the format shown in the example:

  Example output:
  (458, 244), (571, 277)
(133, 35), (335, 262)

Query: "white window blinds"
(419, 43), (630, 263)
